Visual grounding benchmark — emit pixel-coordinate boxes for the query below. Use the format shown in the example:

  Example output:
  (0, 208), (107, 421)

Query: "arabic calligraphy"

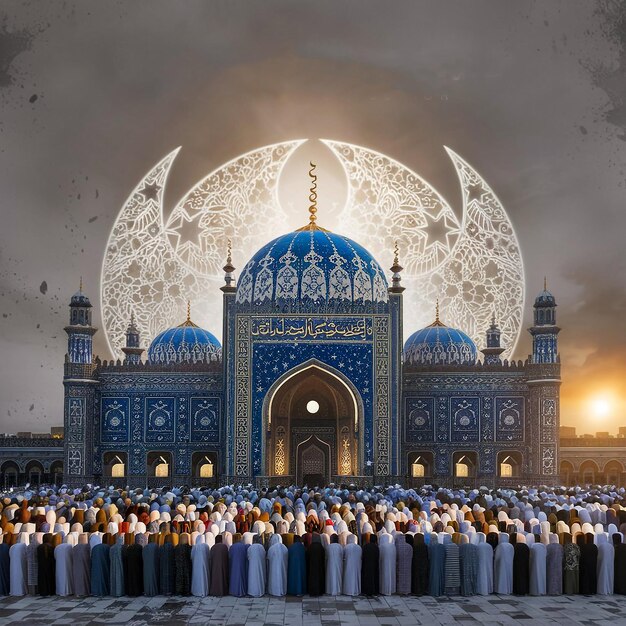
(250, 317), (372, 341)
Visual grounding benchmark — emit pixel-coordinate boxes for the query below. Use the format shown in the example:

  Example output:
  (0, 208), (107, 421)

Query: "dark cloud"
(0, 1), (624, 432)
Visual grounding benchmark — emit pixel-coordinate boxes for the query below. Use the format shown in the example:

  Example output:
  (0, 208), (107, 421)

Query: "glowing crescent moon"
(322, 140), (524, 357)
(101, 141), (305, 357)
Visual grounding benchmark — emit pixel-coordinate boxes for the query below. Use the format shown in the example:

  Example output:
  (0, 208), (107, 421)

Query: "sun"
(589, 394), (613, 419)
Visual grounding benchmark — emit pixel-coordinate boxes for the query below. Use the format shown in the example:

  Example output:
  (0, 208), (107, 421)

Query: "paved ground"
(0, 594), (623, 626)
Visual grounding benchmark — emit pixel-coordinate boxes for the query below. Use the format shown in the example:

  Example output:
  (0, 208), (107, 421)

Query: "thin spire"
(435, 298), (440, 323)
(491, 310), (496, 327)
(186, 300), (191, 323)
(130, 312), (135, 326)
(226, 238), (232, 266)
(544, 276), (547, 291)
(308, 162), (318, 226)
(79, 276), (83, 293)
(393, 241), (399, 267)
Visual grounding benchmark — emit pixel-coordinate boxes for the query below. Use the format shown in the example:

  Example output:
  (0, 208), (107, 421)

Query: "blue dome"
(148, 318), (221, 364)
(70, 289), (91, 307)
(236, 227), (389, 312)
(534, 289), (556, 307)
(404, 318), (477, 366)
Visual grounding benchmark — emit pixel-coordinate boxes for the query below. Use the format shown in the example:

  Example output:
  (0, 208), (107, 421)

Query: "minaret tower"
(481, 312), (505, 365)
(122, 313), (143, 364)
(529, 277), (560, 364)
(64, 277), (97, 364)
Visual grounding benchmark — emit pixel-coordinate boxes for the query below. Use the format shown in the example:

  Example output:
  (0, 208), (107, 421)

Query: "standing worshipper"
(287, 535), (306, 596)
(529, 540), (547, 596)
(394, 533), (412, 595)
(596, 534), (614, 595)
(546, 535), (563, 596)
(90, 538), (110, 596)
(475, 533), (493, 596)
(361, 534), (380, 596)
(143, 536), (160, 597)
(306, 534), (325, 596)
(247, 534), (266, 597)
(411, 534), (429, 596)
(562, 533), (580, 595)
(428, 535), (446, 597)
(27, 533), (41, 595)
(459, 536), (478, 596)
(209, 535), (229, 596)
(191, 537), (210, 597)
(159, 535), (176, 595)
(126, 537), (144, 597)
(228, 534), (248, 597)
(37, 534), (56, 596)
(9, 536), (28, 596)
(579, 533), (598, 595)
(613, 534), (626, 595)
(174, 534), (192, 596)
(443, 535), (461, 596)
(73, 534), (91, 597)
(110, 535), (125, 597)
(325, 534), (343, 596)
(343, 533), (361, 596)
(54, 538), (74, 596)
(379, 533), (397, 596)
(513, 535), (530, 596)
(494, 534), (513, 595)
(0, 539), (10, 596)
(267, 534), (288, 597)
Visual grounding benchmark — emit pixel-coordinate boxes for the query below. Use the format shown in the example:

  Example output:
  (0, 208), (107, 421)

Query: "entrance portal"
(265, 363), (360, 482)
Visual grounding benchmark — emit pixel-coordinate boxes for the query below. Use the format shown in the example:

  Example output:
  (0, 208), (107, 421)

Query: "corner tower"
(529, 278), (560, 364)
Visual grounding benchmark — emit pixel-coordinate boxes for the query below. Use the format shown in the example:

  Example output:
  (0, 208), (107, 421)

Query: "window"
(155, 462), (169, 477)
(500, 462), (513, 477)
(455, 463), (469, 478)
(200, 462), (213, 478)
(112, 462), (125, 477)
(412, 462), (425, 478)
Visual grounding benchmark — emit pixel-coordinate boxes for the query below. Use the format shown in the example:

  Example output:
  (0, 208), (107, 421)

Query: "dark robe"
(0, 544), (9, 595)
(90, 543), (110, 596)
(361, 540), (380, 596)
(563, 542), (580, 595)
(142, 543), (160, 596)
(579, 535), (597, 595)
(460, 542), (478, 596)
(287, 539), (306, 596)
(546, 543), (563, 595)
(513, 543), (530, 595)
(228, 541), (248, 597)
(174, 544), (192, 596)
(126, 544), (144, 597)
(36, 542), (56, 596)
(159, 542), (176, 595)
(73, 543), (91, 597)
(411, 542), (429, 595)
(428, 542), (446, 597)
(209, 543), (229, 596)
(306, 537), (326, 596)
(614, 539), (626, 595)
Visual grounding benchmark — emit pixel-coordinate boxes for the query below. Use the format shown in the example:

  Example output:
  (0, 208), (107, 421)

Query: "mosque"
(62, 184), (561, 488)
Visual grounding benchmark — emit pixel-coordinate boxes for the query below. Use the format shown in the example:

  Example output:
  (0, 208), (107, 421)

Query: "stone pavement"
(0, 594), (623, 625)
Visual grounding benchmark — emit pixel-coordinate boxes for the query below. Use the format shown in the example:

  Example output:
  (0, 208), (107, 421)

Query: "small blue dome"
(236, 226), (389, 312)
(534, 289), (556, 307)
(404, 317), (477, 366)
(148, 317), (221, 364)
(70, 289), (91, 308)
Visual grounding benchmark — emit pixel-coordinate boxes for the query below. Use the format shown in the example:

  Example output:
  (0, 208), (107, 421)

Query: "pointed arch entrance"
(264, 361), (362, 484)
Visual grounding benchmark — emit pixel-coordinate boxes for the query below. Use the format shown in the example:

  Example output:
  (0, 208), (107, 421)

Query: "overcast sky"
(0, 0), (625, 434)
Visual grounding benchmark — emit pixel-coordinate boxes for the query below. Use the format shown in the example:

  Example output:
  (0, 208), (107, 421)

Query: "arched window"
(453, 452), (477, 479)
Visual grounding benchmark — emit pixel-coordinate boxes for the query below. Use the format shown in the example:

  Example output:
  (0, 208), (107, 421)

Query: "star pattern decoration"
(467, 183), (485, 204)
(423, 211), (455, 249)
(139, 181), (161, 201)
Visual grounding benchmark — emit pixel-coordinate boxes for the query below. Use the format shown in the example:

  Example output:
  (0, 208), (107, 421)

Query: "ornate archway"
(264, 361), (363, 483)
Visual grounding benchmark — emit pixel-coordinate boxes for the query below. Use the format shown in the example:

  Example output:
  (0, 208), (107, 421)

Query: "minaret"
(388, 241), (403, 480)
(121, 313), (143, 364)
(481, 312), (504, 365)
(221, 239), (236, 293)
(389, 241), (405, 294)
(529, 277), (560, 364)
(64, 277), (97, 364)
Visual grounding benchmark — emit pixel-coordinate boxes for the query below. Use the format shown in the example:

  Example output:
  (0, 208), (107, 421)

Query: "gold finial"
(227, 238), (232, 265)
(435, 298), (440, 323)
(79, 276), (83, 292)
(544, 276), (547, 291)
(186, 300), (191, 323)
(393, 241), (399, 266)
(308, 161), (318, 225)
(130, 312), (135, 326)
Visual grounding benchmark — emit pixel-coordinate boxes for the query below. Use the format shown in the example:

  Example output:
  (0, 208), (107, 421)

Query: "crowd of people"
(0, 483), (625, 598)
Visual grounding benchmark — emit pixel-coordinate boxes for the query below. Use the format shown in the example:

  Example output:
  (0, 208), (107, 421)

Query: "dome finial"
(79, 276), (83, 293)
(389, 240), (405, 293)
(308, 161), (318, 226)
(186, 300), (191, 323)
(393, 241), (399, 266)
(226, 238), (232, 266)
(544, 275), (547, 291)
(428, 298), (446, 327)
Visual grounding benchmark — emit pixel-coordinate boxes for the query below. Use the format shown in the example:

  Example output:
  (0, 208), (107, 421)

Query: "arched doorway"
(265, 362), (361, 484)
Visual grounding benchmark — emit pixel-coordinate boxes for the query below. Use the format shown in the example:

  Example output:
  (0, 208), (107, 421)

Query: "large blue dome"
(236, 227), (389, 312)
(404, 316), (477, 366)
(148, 316), (221, 364)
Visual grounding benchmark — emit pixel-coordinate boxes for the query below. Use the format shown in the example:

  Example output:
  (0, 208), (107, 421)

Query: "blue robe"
(228, 542), (249, 597)
(159, 543), (176, 595)
(91, 543), (111, 596)
(0, 544), (9, 595)
(459, 543), (478, 596)
(110, 542), (125, 597)
(428, 542), (445, 597)
(143, 542), (160, 596)
(287, 542), (306, 596)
